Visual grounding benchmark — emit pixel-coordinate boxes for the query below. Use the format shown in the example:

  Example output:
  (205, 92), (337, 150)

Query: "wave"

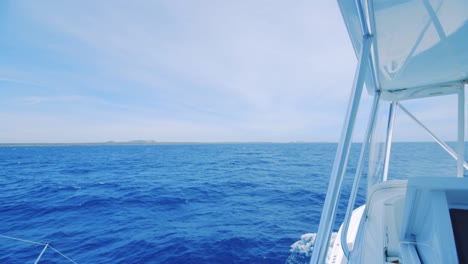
(286, 232), (337, 264)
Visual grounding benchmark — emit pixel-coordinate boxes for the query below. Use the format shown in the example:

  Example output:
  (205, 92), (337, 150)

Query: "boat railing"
(309, 0), (376, 260)
(338, 84), (467, 260)
(398, 102), (468, 171)
(0, 234), (77, 264)
(339, 93), (380, 258)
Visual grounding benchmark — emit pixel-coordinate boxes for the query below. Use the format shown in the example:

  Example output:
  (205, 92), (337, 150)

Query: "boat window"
(367, 95), (463, 191)
(368, 101), (388, 188)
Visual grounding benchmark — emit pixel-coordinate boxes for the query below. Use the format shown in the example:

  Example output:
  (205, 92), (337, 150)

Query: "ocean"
(0, 142), (465, 263)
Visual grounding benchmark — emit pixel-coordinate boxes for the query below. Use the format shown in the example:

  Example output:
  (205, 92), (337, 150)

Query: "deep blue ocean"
(0, 143), (465, 263)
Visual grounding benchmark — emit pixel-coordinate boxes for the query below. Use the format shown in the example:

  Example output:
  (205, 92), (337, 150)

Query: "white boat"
(310, 0), (468, 263)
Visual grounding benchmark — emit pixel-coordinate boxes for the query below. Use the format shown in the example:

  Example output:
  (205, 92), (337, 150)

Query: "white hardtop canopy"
(310, 1), (467, 262)
(338, 0), (468, 101)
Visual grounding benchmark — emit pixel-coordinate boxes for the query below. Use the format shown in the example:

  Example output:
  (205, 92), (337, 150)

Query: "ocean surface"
(0, 142), (465, 263)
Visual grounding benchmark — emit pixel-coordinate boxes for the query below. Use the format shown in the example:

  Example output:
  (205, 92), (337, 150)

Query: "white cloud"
(17, 0), (354, 101)
(9, 1), (447, 143)
(0, 1), (354, 141)
(19, 95), (92, 105)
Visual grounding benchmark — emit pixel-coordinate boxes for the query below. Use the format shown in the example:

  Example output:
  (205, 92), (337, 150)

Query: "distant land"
(0, 140), (310, 146)
(0, 140), (461, 146)
(0, 140), (200, 146)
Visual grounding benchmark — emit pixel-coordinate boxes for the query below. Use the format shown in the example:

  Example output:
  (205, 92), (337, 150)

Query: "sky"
(0, 1), (465, 143)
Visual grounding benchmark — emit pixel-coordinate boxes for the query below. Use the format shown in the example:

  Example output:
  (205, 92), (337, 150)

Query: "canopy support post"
(383, 101), (397, 181)
(398, 103), (468, 170)
(309, 31), (373, 264)
(340, 92), (380, 258)
(457, 86), (465, 177)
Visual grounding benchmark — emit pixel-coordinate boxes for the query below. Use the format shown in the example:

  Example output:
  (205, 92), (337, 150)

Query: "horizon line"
(1, 140), (466, 146)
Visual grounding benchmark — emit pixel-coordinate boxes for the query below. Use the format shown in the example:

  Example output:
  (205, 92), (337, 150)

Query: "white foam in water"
(286, 232), (337, 264)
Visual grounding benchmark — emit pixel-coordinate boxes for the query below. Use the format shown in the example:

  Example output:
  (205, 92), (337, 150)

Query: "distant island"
(0, 141), (457, 147)
(0, 140), (295, 146)
(0, 140), (171, 146)
(103, 140), (159, 145)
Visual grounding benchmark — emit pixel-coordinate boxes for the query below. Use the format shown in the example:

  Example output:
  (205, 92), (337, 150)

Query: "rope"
(34, 244), (49, 264)
(0, 234), (78, 263)
(49, 245), (78, 264)
(0, 234), (45, 246)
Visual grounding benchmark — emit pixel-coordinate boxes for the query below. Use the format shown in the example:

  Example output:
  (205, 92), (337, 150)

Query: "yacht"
(310, 0), (468, 263)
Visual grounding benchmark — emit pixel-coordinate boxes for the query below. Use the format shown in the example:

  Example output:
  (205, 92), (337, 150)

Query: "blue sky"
(0, 1), (465, 143)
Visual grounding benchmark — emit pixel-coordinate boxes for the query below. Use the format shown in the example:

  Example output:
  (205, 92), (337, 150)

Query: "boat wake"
(286, 232), (337, 264)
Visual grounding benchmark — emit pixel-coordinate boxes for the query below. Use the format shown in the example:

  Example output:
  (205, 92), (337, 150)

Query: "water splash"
(286, 232), (337, 264)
